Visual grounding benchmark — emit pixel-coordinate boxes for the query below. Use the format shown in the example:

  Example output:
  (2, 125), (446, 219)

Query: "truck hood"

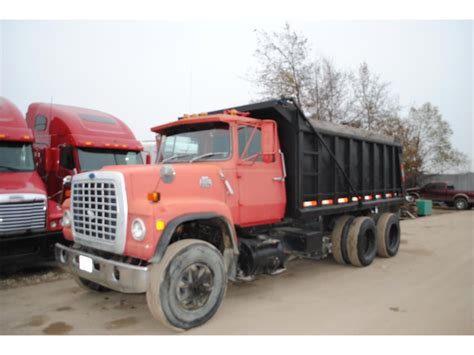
(0, 171), (47, 196)
(102, 163), (227, 208)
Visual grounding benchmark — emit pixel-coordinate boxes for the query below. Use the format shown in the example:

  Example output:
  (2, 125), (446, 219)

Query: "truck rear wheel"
(73, 276), (110, 293)
(376, 213), (400, 257)
(146, 239), (227, 331)
(454, 197), (468, 210)
(347, 217), (377, 267)
(331, 215), (354, 265)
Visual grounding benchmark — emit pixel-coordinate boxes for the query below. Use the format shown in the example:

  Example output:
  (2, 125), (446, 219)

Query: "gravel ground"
(0, 207), (472, 335)
(0, 264), (70, 290)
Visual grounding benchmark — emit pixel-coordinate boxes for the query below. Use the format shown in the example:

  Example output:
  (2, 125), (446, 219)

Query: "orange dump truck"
(56, 98), (405, 330)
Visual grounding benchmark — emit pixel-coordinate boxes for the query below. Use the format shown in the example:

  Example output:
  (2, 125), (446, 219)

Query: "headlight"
(131, 218), (146, 241)
(61, 210), (71, 228)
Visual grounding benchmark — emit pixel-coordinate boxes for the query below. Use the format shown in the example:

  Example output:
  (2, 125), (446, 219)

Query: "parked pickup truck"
(407, 181), (474, 210)
(56, 98), (405, 330)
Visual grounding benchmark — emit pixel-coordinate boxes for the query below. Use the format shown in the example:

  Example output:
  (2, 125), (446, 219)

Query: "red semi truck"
(0, 97), (62, 267)
(56, 98), (405, 330)
(25, 103), (145, 212)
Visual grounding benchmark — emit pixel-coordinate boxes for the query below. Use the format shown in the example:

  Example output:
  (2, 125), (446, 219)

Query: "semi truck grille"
(70, 171), (127, 255)
(0, 200), (46, 234)
(72, 182), (119, 242)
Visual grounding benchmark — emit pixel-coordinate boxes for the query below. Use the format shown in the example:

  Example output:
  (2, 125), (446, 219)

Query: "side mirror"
(60, 175), (72, 202)
(155, 133), (162, 162)
(261, 121), (276, 163)
(44, 147), (59, 172)
(145, 153), (152, 165)
(62, 175), (72, 187)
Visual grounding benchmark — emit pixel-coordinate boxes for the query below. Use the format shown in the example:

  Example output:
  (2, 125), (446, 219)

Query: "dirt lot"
(1, 209), (472, 335)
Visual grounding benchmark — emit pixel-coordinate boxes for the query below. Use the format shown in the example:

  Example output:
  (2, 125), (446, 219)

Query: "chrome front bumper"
(55, 243), (150, 293)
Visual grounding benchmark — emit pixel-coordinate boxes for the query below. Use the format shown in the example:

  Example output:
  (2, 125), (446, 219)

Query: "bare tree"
(250, 24), (469, 180)
(253, 23), (313, 108)
(252, 24), (351, 123)
(307, 58), (350, 123)
(346, 62), (399, 130)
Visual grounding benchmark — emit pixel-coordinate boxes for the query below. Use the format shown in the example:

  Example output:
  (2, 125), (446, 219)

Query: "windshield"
(157, 122), (231, 163)
(78, 148), (143, 171)
(0, 142), (35, 172)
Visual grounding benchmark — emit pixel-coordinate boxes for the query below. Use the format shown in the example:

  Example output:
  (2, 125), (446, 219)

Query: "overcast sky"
(1, 20), (472, 170)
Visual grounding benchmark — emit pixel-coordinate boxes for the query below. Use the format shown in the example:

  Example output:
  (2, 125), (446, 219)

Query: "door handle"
(219, 170), (234, 195)
(273, 150), (287, 182)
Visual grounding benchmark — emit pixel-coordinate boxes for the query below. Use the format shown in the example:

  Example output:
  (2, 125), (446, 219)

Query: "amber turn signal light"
(147, 192), (160, 203)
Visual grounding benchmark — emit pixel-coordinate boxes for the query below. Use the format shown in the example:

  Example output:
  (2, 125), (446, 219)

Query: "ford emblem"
(87, 209), (95, 219)
(89, 173), (95, 179)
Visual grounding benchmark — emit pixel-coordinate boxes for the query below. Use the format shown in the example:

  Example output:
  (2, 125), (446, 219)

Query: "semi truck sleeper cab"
(26, 103), (144, 209)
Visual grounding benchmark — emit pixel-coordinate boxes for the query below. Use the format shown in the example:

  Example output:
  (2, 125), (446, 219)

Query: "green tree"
(404, 103), (469, 179)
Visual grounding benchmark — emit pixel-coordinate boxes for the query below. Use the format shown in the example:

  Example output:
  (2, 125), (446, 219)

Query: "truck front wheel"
(347, 217), (377, 267)
(376, 213), (400, 257)
(146, 239), (227, 331)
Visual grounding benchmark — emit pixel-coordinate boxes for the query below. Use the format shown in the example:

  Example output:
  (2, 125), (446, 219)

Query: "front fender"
(149, 199), (238, 264)
(453, 193), (470, 202)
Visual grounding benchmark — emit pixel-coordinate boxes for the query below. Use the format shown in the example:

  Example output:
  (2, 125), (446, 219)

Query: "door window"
(432, 183), (445, 190)
(60, 145), (75, 170)
(238, 125), (262, 161)
(35, 115), (47, 131)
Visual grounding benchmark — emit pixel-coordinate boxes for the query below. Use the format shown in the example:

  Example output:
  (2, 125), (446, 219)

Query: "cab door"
(236, 123), (286, 227)
(430, 182), (447, 202)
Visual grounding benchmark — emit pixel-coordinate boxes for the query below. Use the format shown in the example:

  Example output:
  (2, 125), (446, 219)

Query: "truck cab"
(26, 103), (144, 209)
(151, 113), (286, 227)
(0, 97), (62, 266)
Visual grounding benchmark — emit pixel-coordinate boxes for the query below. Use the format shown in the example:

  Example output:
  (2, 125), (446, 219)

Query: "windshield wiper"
(190, 152), (227, 163)
(162, 153), (195, 163)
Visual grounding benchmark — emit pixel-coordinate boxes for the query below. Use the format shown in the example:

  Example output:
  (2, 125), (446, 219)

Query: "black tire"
(376, 213), (401, 258)
(146, 239), (227, 331)
(454, 197), (468, 210)
(73, 276), (110, 292)
(331, 215), (354, 265)
(347, 217), (377, 267)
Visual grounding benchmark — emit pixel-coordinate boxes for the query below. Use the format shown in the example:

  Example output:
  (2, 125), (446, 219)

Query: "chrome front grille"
(0, 198), (46, 234)
(72, 181), (118, 242)
(70, 171), (127, 254)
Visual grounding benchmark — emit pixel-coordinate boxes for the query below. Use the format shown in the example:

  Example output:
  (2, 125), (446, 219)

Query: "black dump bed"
(210, 98), (405, 219)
